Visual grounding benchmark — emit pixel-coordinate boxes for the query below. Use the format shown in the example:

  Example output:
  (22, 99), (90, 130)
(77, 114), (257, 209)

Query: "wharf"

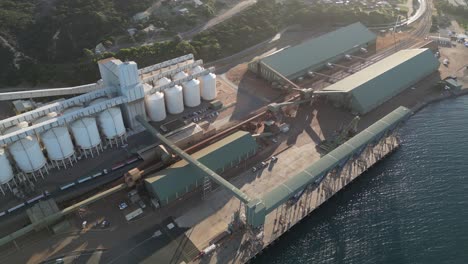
(179, 129), (400, 263)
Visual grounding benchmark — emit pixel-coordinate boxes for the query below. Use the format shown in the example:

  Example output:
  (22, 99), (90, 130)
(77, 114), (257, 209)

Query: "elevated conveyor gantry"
(136, 116), (252, 204)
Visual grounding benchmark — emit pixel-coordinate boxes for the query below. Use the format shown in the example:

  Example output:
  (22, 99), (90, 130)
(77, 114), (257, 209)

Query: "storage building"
(248, 22), (376, 82)
(318, 49), (440, 114)
(145, 131), (257, 205)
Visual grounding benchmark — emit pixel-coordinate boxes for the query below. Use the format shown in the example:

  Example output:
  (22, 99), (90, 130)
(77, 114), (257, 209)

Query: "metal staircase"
(202, 176), (212, 200)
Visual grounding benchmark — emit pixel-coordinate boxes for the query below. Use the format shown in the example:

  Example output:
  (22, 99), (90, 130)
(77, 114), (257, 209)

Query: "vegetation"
(434, 0), (468, 30)
(0, 0), (396, 87)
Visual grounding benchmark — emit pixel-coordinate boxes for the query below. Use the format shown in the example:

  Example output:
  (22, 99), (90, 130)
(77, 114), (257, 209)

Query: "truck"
(125, 208), (143, 221)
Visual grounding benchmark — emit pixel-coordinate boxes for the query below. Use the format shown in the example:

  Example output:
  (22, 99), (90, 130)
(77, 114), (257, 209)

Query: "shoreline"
(411, 88), (468, 114)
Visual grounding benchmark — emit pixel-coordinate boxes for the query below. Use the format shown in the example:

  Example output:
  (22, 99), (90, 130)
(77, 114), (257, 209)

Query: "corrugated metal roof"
(145, 131), (257, 203)
(322, 49), (440, 114)
(260, 22), (376, 78)
(262, 106), (411, 213)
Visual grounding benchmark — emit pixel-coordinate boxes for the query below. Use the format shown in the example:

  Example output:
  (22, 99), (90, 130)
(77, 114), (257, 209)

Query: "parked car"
(261, 161), (268, 168)
(128, 189), (138, 198)
(271, 156), (278, 162)
(118, 202), (128, 210)
(138, 200), (147, 209)
(101, 220), (110, 228)
(252, 167), (258, 172)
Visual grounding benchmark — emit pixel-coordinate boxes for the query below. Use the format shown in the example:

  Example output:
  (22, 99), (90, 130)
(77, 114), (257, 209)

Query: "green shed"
(145, 131), (257, 205)
(319, 49), (440, 114)
(248, 22), (376, 81)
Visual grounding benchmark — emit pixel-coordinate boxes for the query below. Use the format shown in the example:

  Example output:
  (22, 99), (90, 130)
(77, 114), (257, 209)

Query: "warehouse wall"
(349, 50), (439, 114)
(145, 132), (257, 206)
(323, 49), (440, 114)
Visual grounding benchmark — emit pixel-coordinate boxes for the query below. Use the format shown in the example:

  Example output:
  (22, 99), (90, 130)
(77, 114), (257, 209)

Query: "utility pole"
(393, 15), (404, 52)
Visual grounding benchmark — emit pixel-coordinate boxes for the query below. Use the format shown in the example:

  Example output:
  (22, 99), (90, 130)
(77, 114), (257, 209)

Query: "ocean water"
(254, 96), (468, 264)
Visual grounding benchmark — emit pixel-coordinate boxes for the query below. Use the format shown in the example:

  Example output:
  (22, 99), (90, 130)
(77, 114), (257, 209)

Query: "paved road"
(180, 0), (257, 40)
(110, 0), (256, 52)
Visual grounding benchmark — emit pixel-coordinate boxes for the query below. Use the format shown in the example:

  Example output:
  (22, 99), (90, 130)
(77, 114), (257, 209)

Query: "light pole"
(393, 15), (405, 52)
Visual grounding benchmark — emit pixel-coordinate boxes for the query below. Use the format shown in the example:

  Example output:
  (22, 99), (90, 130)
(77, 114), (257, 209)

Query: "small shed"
(444, 78), (462, 91)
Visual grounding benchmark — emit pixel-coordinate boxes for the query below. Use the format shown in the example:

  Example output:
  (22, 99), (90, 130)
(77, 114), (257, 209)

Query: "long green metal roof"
(321, 49), (440, 114)
(260, 22), (376, 78)
(262, 106), (411, 213)
(145, 131), (257, 202)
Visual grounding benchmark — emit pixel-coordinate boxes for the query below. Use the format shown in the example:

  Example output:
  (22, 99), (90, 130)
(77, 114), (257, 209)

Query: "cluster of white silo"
(91, 98), (127, 147)
(142, 67), (217, 123)
(33, 112), (77, 168)
(64, 107), (103, 158)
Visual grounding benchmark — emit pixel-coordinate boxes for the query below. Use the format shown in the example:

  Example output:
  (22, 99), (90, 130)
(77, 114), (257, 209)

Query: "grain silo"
(64, 107), (102, 158)
(200, 73), (217, 101)
(4, 122), (48, 178)
(145, 91), (167, 122)
(173, 71), (188, 81)
(164, 85), (184, 114)
(0, 148), (15, 194)
(91, 98), (127, 147)
(191, 65), (204, 74)
(156, 77), (172, 88)
(33, 112), (76, 168)
(182, 78), (201, 107)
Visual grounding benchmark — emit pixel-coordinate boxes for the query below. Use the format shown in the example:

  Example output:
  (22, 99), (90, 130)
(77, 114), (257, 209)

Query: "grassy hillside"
(0, 0), (396, 87)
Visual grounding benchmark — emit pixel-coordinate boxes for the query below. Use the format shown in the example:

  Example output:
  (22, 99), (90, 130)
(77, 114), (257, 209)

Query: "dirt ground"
(215, 79), (237, 106)
(225, 64), (248, 85)
(438, 43), (468, 81)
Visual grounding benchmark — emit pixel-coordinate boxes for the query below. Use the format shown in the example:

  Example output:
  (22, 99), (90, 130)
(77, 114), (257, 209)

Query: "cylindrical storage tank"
(33, 112), (75, 162)
(164, 85), (184, 114)
(191, 65), (204, 74)
(200, 73), (217, 101)
(145, 91), (167, 122)
(0, 149), (14, 184)
(182, 79), (201, 107)
(157, 77), (171, 87)
(64, 107), (101, 150)
(173, 71), (188, 81)
(4, 123), (47, 173)
(143, 83), (153, 93)
(91, 98), (126, 140)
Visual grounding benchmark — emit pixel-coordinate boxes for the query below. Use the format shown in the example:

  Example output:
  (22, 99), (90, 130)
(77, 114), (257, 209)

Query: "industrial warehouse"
(248, 22), (376, 82)
(317, 48), (440, 114)
(145, 131), (257, 205)
(0, 20), (461, 264)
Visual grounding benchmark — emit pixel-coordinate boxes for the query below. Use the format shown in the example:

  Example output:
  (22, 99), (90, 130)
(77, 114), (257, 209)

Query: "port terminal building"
(316, 48), (440, 114)
(248, 22), (376, 82)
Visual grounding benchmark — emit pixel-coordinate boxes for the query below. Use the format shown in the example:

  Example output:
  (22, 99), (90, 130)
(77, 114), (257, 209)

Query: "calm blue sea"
(254, 96), (468, 264)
